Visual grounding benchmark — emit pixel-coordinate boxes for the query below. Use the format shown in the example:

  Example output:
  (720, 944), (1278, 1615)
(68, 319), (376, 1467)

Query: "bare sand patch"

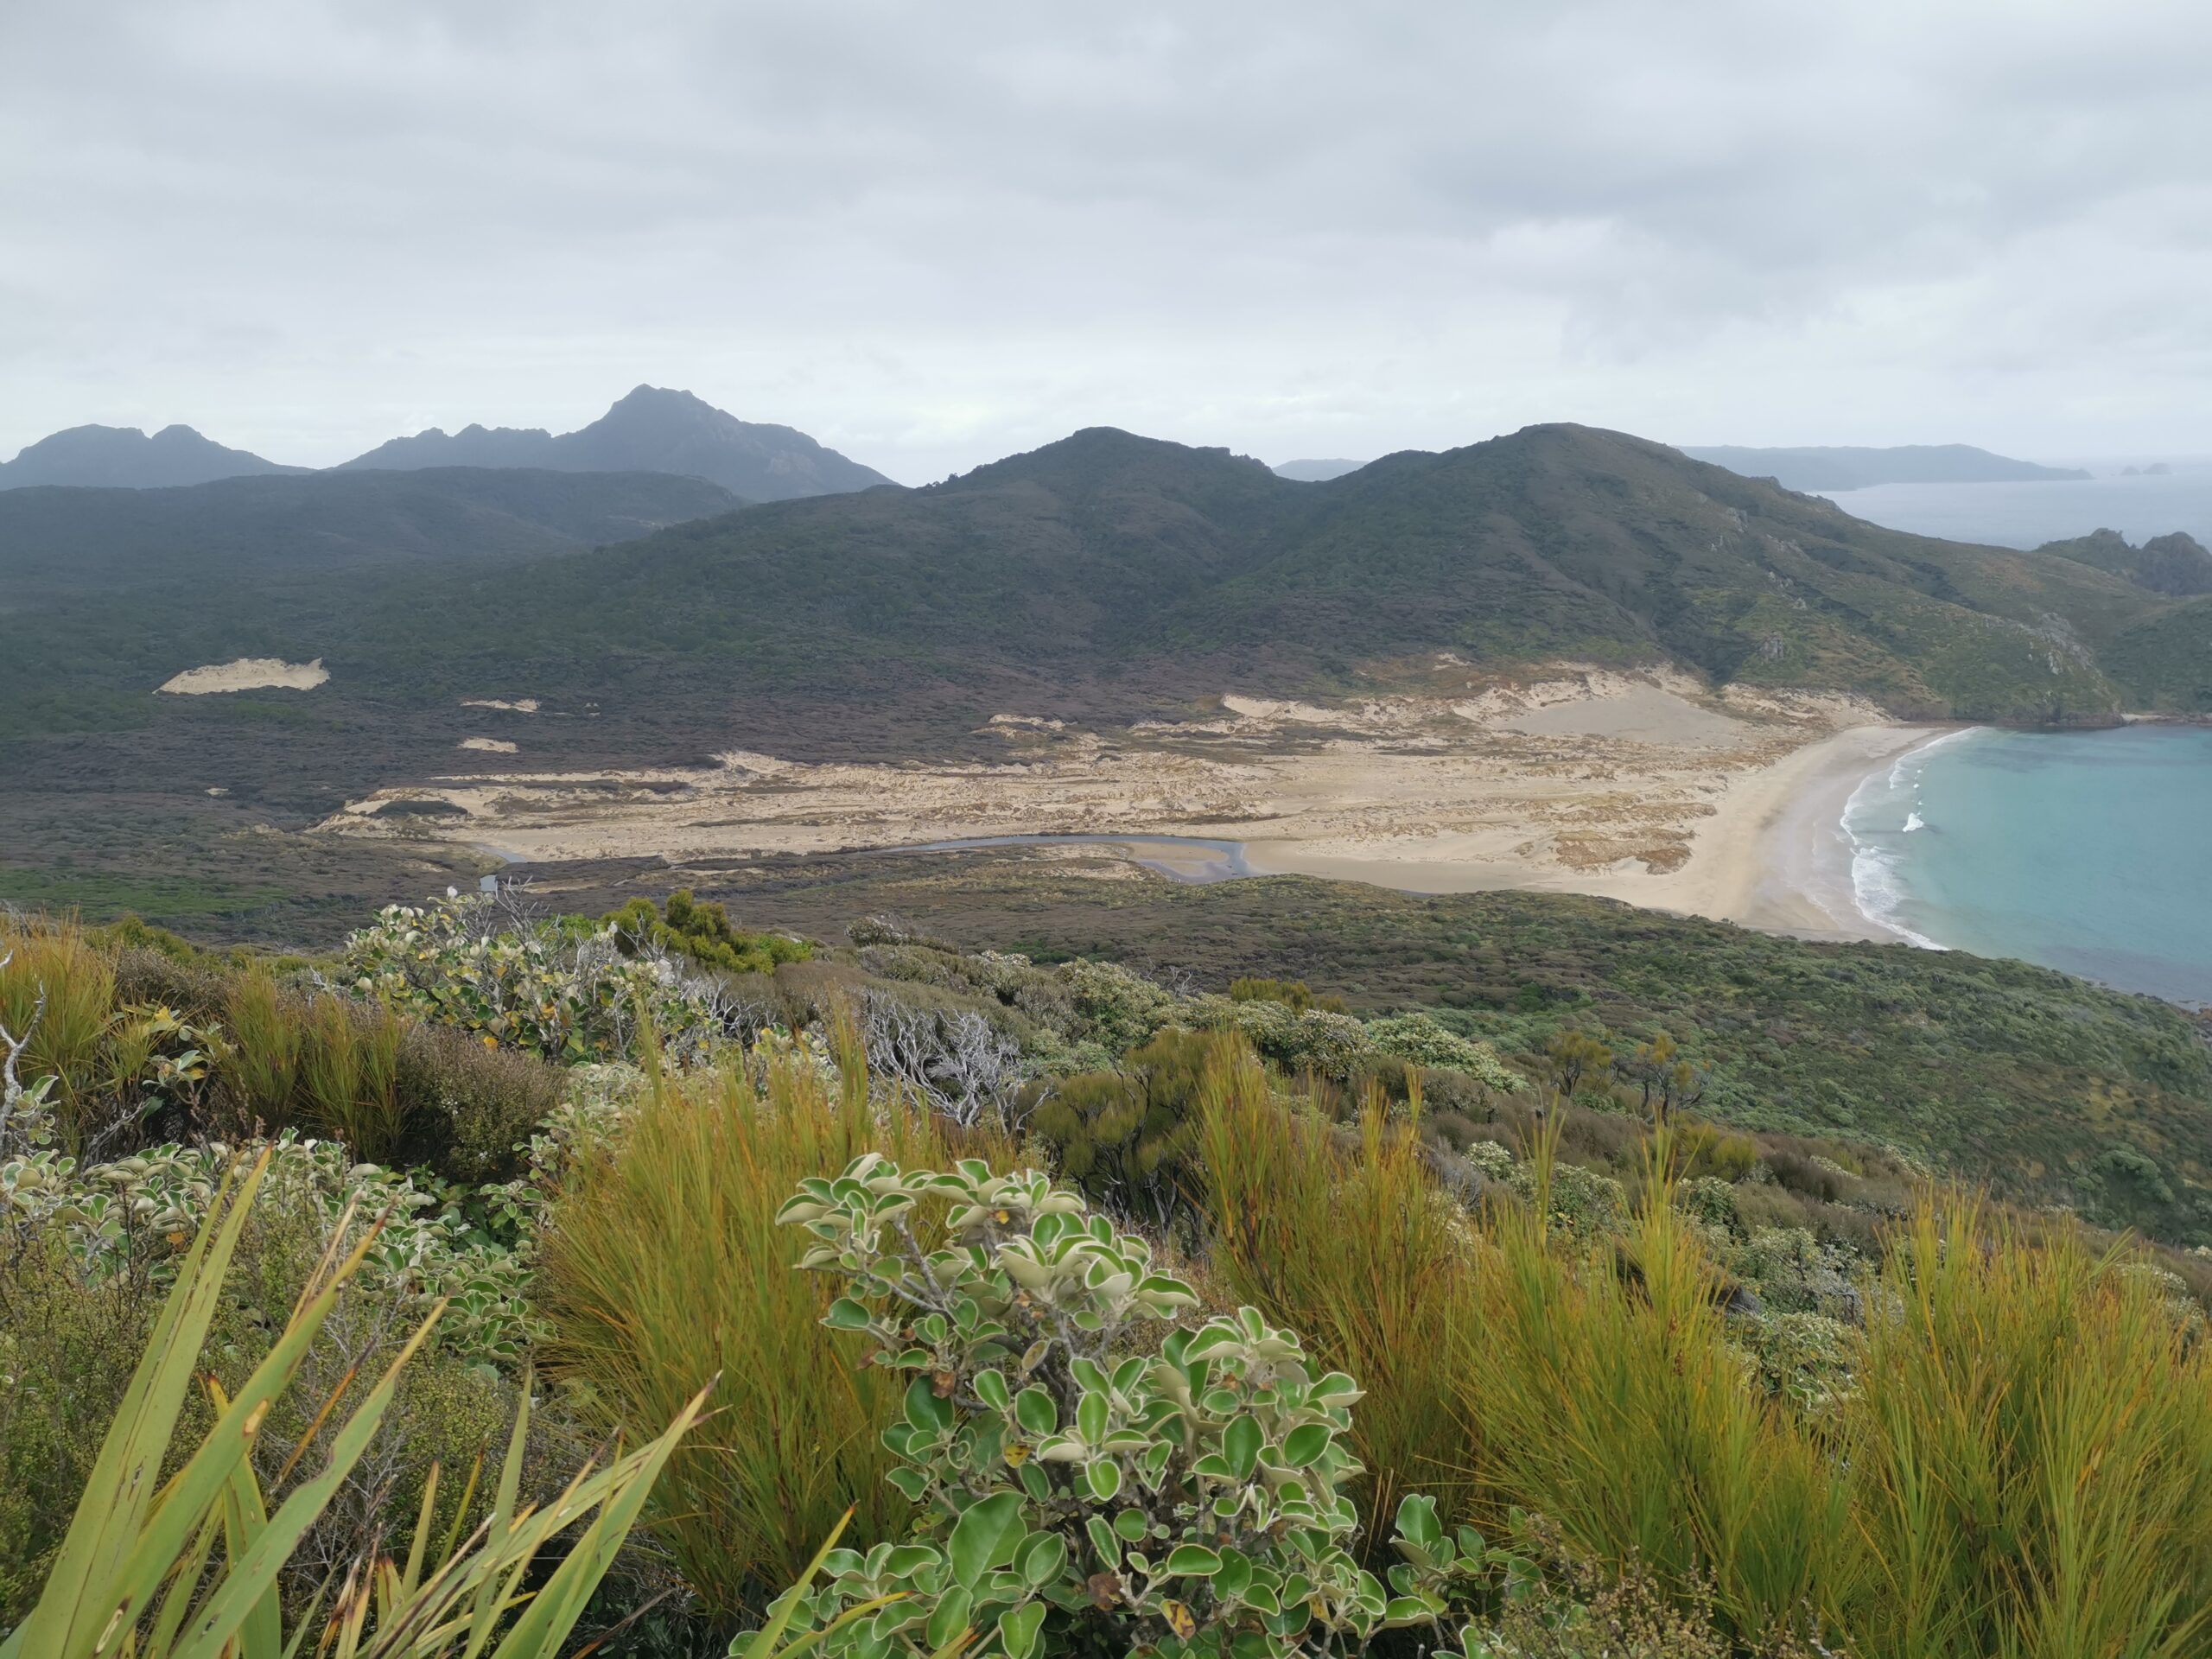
(1492, 685), (1755, 747)
(318, 669), (1933, 935)
(158, 658), (327, 696)
(460, 737), (519, 753)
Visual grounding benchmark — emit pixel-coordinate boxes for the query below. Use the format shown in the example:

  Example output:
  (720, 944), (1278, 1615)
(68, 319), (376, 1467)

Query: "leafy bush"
(344, 891), (734, 1065)
(1361, 1014), (1522, 1095)
(607, 888), (814, 977)
(770, 1155), (1518, 1659)
(1228, 977), (1349, 1016)
(1024, 1030), (1222, 1228)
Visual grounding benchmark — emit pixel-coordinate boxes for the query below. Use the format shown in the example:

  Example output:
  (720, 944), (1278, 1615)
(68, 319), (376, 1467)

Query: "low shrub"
(1024, 1028), (1220, 1229)
(395, 1020), (565, 1181)
(766, 1154), (1527, 1659)
(607, 887), (814, 977)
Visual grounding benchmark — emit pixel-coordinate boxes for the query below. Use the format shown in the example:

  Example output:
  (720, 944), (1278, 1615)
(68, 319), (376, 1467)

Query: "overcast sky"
(4, 0), (2208, 482)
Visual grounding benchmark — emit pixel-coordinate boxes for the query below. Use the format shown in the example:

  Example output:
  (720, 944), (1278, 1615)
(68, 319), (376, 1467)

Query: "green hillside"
(2106, 594), (2212, 711)
(2040, 528), (2212, 598)
(218, 423), (2168, 749)
(0, 423), (2191, 805)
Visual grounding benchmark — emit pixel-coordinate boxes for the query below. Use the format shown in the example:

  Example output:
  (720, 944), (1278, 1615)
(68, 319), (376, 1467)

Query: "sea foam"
(1842, 728), (1980, 949)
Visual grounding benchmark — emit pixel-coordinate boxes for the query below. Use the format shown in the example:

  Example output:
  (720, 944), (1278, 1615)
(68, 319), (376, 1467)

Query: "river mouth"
(887, 834), (1253, 884)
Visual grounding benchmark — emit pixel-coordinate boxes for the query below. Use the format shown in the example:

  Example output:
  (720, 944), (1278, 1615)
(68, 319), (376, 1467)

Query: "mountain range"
(0, 387), (890, 502)
(1682, 442), (2091, 492)
(10, 421), (2200, 752)
(0, 423), (308, 490)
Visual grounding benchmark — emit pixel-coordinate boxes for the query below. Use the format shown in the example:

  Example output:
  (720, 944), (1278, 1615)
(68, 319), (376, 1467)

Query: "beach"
(318, 668), (1936, 941)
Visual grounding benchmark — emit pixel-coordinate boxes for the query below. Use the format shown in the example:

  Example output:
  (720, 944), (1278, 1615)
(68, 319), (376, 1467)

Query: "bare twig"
(0, 949), (50, 1154)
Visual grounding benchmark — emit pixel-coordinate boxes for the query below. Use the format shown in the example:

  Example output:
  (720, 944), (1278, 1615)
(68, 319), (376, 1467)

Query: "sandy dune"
(320, 667), (1930, 936)
(158, 657), (328, 695)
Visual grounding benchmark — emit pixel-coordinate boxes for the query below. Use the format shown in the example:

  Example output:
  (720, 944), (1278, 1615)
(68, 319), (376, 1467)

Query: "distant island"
(1682, 442), (2091, 492)
(1273, 457), (1366, 482)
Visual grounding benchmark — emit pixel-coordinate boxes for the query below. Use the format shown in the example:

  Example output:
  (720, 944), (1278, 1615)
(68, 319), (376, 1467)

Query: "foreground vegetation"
(7, 887), (2212, 1655)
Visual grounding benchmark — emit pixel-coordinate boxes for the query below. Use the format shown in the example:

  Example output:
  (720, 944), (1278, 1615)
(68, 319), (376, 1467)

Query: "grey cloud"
(2, 0), (2207, 479)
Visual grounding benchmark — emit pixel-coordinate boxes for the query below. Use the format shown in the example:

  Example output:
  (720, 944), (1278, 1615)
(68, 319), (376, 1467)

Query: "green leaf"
(1087, 1516), (1122, 1570)
(1077, 1391), (1109, 1444)
(947, 1492), (1026, 1589)
(973, 1369), (1012, 1413)
(1019, 1531), (1067, 1587)
(1014, 1386), (1058, 1435)
(925, 1585), (973, 1649)
(1215, 1548), (1253, 1599)
(1166, 1545), (1222, 1577)
(1224, 1414), (1263, 1480)
(1001, 1601), (1047, 1659)
(825, 1297), (873, 1330)
(1113, 1509), (1148, 1541)
(1281, 1423), (1332, 1468)
(906, 1376), (954, 1433)
(1395, 1492), (1442, 1548)
(1085, 1459), (1123, 1501)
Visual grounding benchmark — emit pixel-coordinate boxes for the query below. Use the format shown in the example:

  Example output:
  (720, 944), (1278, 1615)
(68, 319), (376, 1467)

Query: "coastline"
(1238, 723), (1945, 938)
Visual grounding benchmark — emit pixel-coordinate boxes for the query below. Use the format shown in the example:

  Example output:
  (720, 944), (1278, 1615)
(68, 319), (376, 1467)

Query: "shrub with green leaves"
(343, 891), (732, 1065)
(1360, 1014), (1522, 1095)
(606, 887), (814, 977)
(764, 1156), (1510, 1659)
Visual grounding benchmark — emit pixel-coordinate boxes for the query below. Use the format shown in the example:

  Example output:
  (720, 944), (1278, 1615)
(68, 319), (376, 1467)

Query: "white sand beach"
(320, 667), (1942, 940)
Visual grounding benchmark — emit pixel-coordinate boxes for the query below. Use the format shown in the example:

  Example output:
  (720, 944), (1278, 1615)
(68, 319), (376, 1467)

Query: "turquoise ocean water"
(1841, 726), (2212, 1005)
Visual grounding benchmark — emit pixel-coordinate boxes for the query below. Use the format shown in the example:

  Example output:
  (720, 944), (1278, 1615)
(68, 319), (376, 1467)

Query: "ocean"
(1815, 469), (2212, 550)
(1840, 725), (2212, 1005)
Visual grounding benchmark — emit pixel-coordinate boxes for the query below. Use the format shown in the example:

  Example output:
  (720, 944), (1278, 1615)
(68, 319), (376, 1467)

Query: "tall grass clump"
(1197, 1040), (1478, 1551)
(299, 995), (404, 1162)
(222, 963), (301, 1131)
(537, 1020), (1007, 1615)
(1449, 1121), (1859, 1642)
(1845, 1200), (2212, 1658)
(0, 918), (116, 1149)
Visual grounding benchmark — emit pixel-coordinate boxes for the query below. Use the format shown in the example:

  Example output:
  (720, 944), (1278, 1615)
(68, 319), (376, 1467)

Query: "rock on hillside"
(2040, 528), (2212, 597)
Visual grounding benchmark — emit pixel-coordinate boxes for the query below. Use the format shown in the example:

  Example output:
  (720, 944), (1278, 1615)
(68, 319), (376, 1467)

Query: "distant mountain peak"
(337, 387), (892, 501)
(1682, 442), (2091, 493)
(0, 422), (303, 490)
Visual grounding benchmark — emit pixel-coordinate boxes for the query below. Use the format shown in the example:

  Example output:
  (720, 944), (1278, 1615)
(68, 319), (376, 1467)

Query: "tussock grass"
(1453, 1121), (1859, 1640)
(1846, 1201), (2212, 1658)
(0, 919), (116, 1148)
(1198, 1044), (1478, 1551)
(224, 963), (301, 1130)
(536, 1018), (1008, 1614)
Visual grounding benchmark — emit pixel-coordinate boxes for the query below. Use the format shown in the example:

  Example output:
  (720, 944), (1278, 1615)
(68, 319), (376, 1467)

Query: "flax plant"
(2, 1149), (702, 1658)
